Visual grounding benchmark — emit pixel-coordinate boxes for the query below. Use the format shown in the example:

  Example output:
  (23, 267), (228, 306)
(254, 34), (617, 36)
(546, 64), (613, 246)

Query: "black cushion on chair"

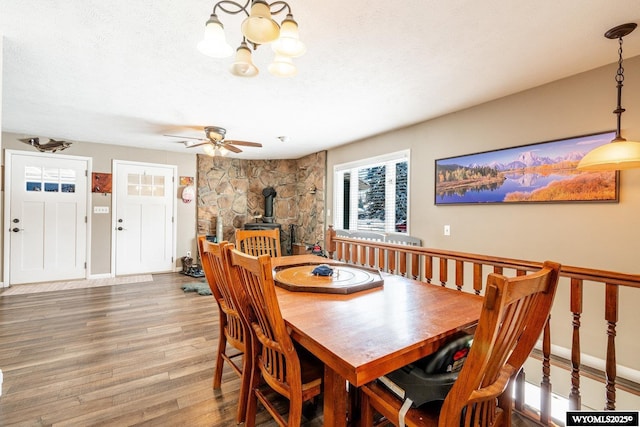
(381, 333), (473, 408)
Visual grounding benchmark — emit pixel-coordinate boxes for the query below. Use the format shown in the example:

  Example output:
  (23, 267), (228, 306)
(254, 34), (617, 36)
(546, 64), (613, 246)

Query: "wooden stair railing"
(325, 226), (640, 424)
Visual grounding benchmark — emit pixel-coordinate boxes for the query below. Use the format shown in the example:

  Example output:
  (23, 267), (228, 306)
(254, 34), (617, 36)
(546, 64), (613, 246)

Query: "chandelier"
(577, 23), (640, 171)
(197, 0), (305, 78)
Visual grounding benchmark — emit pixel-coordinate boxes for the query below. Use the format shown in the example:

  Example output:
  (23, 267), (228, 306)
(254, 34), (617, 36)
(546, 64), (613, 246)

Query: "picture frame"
(435, 131), (619, 205)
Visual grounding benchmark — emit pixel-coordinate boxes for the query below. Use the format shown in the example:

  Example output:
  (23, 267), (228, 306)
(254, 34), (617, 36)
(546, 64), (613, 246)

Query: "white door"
(5, 151), (90, 285)
(113, 161), (176, 275)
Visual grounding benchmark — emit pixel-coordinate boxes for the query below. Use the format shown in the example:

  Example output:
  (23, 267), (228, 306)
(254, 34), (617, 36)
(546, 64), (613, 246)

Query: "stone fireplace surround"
(196, 151), (326, 255)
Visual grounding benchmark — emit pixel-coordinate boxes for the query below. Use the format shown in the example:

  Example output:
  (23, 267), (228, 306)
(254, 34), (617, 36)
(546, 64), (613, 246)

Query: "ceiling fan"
(164, 126), (262, 154)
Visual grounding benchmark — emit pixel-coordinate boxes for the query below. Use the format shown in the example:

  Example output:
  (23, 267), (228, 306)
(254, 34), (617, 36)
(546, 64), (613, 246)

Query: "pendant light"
(578, 23), (640, 171)
(198, 1), (305, 77)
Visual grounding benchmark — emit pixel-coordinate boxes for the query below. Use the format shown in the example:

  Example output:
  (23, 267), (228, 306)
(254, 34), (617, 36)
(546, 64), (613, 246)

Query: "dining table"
(271, 255), (484, 426)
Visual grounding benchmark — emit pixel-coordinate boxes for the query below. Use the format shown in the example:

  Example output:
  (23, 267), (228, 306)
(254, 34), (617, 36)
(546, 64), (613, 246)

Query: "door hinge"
(171, 257), (174, 263)
(84, 262), (87, 269)
(85, 216), (88, 223)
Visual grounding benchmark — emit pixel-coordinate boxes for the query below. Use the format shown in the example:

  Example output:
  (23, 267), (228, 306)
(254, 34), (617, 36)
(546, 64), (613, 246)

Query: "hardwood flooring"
(0, 273), (322, 426)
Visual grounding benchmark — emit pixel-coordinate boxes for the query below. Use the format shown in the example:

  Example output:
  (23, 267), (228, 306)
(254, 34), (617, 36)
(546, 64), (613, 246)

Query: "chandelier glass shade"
(198, 0), (305, 77)
(197, 14), (234, 58)
(230, 41), (259, 77)
(577, 23), (640, 171)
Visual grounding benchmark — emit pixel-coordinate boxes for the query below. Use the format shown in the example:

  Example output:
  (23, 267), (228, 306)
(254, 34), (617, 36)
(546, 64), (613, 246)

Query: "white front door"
(113, 161), (176, 275)
(5, 151), (90, 285)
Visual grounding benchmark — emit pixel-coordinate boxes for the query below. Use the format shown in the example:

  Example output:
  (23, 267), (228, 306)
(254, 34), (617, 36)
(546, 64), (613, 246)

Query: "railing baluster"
(540, 318), (552, 425)
(410, 253), (419, 280)
(605, 283), (618, 410)
(439, 258), (448, 286)
(367, 246), (375, 268)
(455, 260), (464, 291)
(359, 244), (366, 266)
(399, 251), (408, 277)
(424, 255), (433, 284)
(570, 278), (583, 410)
(473, 263), (483, 295)
(378, 247), (386, 272)
(388, 249), (397, 275)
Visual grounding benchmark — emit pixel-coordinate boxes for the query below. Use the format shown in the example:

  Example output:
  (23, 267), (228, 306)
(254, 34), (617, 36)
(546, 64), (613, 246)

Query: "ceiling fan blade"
(225, 140), (263, 147)
(223, 144), (243, 153)
(184, 140), (211, 148)
(163, 134), (204, 141)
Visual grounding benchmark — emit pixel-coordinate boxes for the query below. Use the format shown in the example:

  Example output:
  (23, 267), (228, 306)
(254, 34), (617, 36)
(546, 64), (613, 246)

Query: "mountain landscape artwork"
(435, 131), (619, 204)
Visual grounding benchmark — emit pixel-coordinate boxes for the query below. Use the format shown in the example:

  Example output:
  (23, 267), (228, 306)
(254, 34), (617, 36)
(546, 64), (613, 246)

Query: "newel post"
(326, 225), (336, 259)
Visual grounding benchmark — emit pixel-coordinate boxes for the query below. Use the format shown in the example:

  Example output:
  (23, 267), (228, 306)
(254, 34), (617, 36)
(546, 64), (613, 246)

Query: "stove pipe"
(262, 186), (277, 223)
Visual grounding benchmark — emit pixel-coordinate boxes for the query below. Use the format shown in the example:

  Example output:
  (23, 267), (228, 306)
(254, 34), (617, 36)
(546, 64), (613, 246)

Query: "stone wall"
(197, 151), (326, 255)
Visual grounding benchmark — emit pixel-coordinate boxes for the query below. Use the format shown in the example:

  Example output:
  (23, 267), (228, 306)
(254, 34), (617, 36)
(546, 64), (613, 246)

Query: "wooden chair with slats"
(235, 228), (282, 257)
(222, 244), (323, 427)
(360, 260), (561, 427)
(198, 236), (251, 424)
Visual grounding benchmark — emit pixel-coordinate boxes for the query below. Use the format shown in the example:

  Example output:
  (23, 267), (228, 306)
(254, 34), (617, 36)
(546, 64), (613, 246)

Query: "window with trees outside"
(333, 150), (409, 233)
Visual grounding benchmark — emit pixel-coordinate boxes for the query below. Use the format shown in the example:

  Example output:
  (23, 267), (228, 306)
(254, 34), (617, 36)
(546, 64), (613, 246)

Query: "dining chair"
(360, 260), (561, 427)
(198, 236), (251, 424)
(235, 228), (282, 257)
(222, 245), (324, 427)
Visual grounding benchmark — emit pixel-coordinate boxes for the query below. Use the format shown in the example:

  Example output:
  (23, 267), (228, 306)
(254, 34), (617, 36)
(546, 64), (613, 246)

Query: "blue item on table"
(312, 264), (333, 276)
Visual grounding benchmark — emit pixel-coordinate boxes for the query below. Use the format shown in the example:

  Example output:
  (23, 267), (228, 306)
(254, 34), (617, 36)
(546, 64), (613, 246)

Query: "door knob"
(12, 227), (24, 232)
(117, 226), (126, 231)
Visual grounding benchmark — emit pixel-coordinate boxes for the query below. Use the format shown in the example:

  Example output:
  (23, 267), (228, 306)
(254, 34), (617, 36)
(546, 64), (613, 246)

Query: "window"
(25, 166), (76, 193)
(334, 150), (409, 233)
(127, 173), (166, 197)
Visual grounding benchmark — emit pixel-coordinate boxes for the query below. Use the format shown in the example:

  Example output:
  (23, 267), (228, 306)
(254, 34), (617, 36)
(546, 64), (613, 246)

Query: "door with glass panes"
(6, 151), (89, 284)
(113, 161), (176, 275)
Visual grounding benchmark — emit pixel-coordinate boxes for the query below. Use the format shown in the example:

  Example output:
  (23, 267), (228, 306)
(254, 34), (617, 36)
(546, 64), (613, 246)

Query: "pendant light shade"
(241, 1), (280, 45)
(230, 41), (259, 77)
(577, 23), (639, 171)
(197, 14), (234, 58)
(576, 139), (640, 171)
(271, 14), (306, 57)
(268, 54), (297, 77)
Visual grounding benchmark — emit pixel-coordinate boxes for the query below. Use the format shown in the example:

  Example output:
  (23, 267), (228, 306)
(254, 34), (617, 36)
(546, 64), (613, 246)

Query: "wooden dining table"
(271, 255), (484, 426)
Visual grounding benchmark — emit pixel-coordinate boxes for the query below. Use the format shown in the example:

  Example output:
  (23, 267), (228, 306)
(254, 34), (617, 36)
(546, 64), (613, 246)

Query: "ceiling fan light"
(268, 54), (297, 77)
(230, 42), (259, 77)
(202, 144), (216, 156)
(241, 1), (280, 44)
(577, 138), (640, 170)
(205, 126), (226, 141)
(197, 14), (234, 58)
(271, 14), (306, 57)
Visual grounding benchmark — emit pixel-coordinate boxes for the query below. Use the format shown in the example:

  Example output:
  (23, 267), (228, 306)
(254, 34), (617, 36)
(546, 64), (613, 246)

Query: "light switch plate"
(94, 206), (109, 214)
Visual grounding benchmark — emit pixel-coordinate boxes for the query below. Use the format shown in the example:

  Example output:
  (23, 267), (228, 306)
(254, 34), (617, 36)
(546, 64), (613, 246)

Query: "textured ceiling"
(1, 1), (639, 159)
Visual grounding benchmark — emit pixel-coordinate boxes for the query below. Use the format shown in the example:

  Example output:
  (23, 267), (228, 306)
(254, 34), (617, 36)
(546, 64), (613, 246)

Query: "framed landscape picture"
(435, 131), (619, 205)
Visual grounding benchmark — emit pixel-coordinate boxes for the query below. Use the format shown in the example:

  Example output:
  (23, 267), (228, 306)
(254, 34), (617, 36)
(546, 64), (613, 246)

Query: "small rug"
(181, 281), (212, 296)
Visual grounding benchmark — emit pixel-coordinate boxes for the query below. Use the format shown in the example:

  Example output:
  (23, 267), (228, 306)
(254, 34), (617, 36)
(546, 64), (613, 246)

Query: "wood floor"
(0, 273), (323, 426)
